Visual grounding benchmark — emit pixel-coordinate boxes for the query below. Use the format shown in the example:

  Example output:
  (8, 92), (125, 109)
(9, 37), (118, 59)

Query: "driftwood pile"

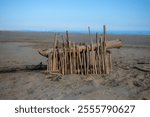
(38, 25), (122, 75)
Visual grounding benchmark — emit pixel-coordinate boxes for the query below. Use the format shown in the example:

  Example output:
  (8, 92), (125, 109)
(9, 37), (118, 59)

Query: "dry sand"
(0, 31), (150, 100)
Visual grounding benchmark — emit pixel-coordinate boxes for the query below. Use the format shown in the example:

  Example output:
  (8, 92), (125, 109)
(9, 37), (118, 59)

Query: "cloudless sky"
(0, 0), (150, 31)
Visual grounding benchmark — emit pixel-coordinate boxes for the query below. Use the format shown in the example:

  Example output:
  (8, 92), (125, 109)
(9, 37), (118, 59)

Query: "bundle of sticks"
(38, 25), (122, 75)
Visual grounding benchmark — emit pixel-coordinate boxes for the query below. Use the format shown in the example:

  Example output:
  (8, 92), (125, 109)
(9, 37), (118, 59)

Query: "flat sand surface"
(0, 31), (150, 99)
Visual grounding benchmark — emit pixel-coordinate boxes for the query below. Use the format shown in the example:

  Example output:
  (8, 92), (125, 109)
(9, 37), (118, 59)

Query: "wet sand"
(0, 31), (150, 99)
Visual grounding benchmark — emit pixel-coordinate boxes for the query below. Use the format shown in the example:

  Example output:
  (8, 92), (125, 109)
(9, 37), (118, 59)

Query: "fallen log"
(38, 39), (122, 58)
(0, 63), (47, 73)
(133, 64), (150, 72)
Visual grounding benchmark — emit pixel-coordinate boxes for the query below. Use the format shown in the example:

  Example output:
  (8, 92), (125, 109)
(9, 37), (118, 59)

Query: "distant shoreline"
(0, 30), (150, 36)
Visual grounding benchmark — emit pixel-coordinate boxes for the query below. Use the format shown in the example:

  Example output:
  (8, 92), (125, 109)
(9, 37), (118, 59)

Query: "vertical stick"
(88, 26), (94, 74)
(86, 45), (89, 75)
(88, 26), (93, 44)
(96, 33), (101, 74)
(73, 43), (76, 74)
(61, 35), (65, 48)
(106, 51), (109, 74)
(56, 39), (59, 70)
(64, 48), (67, 74)
(94, 50), (97, 74)
(100, 34), (104, 74)
(103, 25), (108, 74)
(52, 34), (57, 71)
(108, 51), (112, 73)
(61, 52), (64, 75)
(66, 31), (69, 74)
(76, 45), (79, 74)
(69, 41), (72, 74)
(61, 35), (65, 75)
(78, 48), (82, 74)
(83, 50), (86, 75)
(66, 31), (69, 48)
(50, 53), (53, 73)
(91, 44), (95, 74)
(47, 53), (50, 72)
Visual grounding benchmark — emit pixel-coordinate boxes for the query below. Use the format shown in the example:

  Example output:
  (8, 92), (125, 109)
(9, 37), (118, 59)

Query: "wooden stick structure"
(39, 25), (122, 75)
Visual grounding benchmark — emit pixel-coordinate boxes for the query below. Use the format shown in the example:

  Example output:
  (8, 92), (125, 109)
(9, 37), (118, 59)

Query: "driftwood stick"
(93, 34), (97, 74)
(94, 51), (97, 74)
(91, 44), (95, 74)
(61, 53), (64, 75)
(88, 26), (93, 44)
(81, 51), (84, 75)
(103, 25), (108, 74)
(100, 34), (104, 73)
(69, 41), (72, 74)
(66, 31), (69, 47)
(108, 50), (112, 73)
(76, 45), (79, 74)
(52, 34), (58, 71)
(47, 53), (50, 72)
(61, 35), (65, 75)
(78, 47), (82, 74)
(61, 35), (65, 48)
(86, 45), (89, 75)
(48, 53), (52, 73)
(79, 48), (83, 74)
(73, 43), (76, 74)
(88, 27), (93, 74)
(64, 48), (67, 74)
(83, 50), (86, 75)
(96, 33), (101, 74)
(56, 40), (59, 70)
(81, 52), (83, 75)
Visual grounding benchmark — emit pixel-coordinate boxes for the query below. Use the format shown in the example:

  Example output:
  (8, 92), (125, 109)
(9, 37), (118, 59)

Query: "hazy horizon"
(1, 29), (150, 35)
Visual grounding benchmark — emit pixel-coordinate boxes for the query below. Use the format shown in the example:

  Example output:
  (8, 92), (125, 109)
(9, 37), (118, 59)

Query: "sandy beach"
(0, 31), (150, 100)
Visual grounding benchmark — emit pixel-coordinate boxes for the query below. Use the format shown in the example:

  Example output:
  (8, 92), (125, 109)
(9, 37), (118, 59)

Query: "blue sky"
(0, 0), (150, 31)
